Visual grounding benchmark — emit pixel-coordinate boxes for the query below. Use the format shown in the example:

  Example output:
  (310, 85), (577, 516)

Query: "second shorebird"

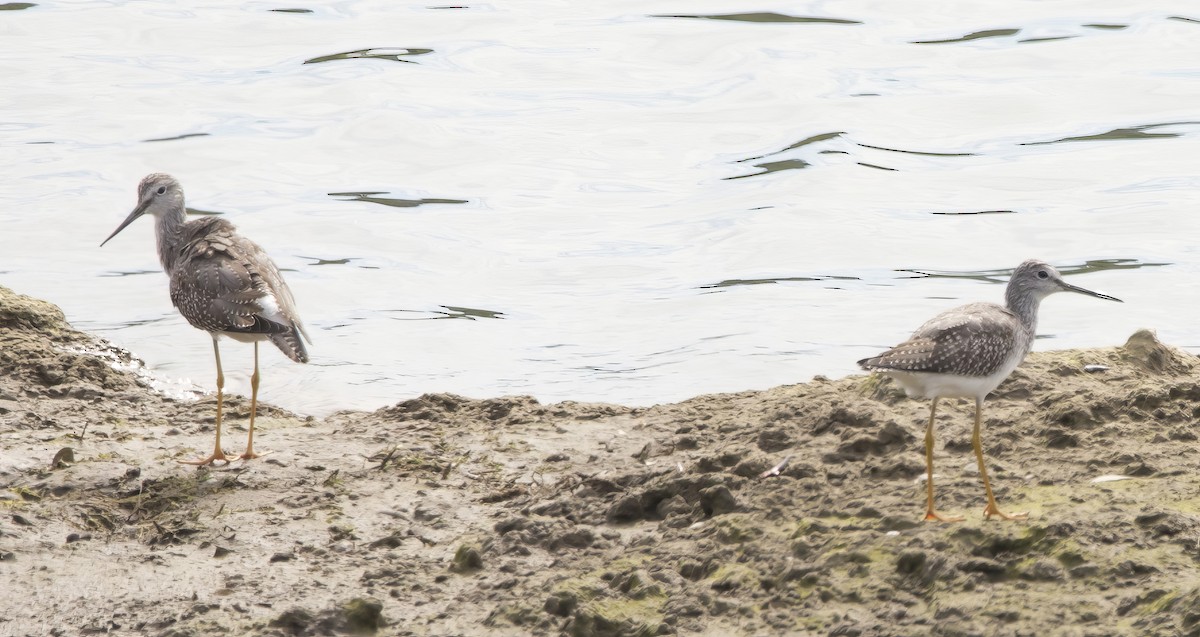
(858, 260), (1121, 521)
(102, 174), (310, 466)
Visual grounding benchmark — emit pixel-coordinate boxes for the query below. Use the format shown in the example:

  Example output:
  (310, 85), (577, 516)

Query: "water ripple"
(701, 275), (861, 290)
(1021, 122), (1200, 146)
(651, 12), (860, 25)
(328, 191), (468, 208)
(304, 48), (434, 65)
(386, 306), (505, 321)
(898, 259), (1168, 285)
(912, 28), (1020, 45)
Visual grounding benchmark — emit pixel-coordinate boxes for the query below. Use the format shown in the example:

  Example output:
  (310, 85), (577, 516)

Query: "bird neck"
(154, 205), (188, 272)
(1005, 286), (1041, 331)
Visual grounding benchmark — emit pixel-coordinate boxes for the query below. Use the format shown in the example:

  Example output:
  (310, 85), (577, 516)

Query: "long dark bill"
(100, 201), (149, 247)
(1062, 281), (1122, 303)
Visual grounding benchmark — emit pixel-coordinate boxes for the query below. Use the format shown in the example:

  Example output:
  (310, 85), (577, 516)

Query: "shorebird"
(101, 174), (310, 466)
(858, 260), (1121, 521)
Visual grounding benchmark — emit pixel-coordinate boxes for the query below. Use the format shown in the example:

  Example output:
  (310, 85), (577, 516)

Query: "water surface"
(1, 1), (1197, 415)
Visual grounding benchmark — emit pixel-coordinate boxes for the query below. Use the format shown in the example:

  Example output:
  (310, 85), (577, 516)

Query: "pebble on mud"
(450, 543), (484, 572)
(342, 597), (384, 634)
(699, 485), (737, 516)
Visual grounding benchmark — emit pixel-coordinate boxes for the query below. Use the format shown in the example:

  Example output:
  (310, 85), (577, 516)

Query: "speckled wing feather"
(168, 217), (310, 363)
(858, 302), (1021, 378)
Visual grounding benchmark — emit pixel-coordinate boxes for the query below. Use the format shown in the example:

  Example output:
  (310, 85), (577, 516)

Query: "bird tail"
(270, 324), (310, 363)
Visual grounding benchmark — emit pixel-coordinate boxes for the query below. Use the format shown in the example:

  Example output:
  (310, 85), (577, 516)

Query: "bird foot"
(924, 509), (965, 523)
(177, 450), (232, 467)
(983, 503), (1028, 521)
(237, 449), (271, 461)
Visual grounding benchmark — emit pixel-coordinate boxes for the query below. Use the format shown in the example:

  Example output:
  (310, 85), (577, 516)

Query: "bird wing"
(168, 218), (297, 337)
(858, 302), (1021, 377)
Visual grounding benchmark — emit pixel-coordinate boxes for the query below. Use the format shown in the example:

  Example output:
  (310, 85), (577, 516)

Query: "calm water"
(2, 1), (1197, 416)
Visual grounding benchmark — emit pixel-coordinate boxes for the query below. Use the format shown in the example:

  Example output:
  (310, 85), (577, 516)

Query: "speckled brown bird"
(858, 259), (1121, 521)
(102, 173), (310, 466)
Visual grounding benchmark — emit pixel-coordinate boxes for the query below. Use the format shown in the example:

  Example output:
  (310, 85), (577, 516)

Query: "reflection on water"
(899, 259), (1167, 285)
(144, 132), (209, 143)
(327, 192), (468, 209)
(1022, 122), (1200, 146)
(652, 13), (861, 25)
(913, 29), (1021, 45)
(701, 275), (860, 290)
(304, 48), (434, 65)
(0, 1), (1197, 416)
(930, 210), (1016, 216)
(387, 306), (505, 321)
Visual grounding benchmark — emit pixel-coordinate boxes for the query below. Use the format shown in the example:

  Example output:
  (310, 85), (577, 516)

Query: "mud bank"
(2, 285), (1200, 637)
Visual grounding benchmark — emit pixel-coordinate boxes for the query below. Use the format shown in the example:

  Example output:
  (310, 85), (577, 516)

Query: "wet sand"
(2, 284), (1198, 637)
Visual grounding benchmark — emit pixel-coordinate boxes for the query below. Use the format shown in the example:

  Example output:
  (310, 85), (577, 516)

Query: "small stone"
(450, 543), (483, 572)
(270, 552), (294, 563)
(342, 597), (384, 633)
(606, 494), (643, 523)
(269, 608), (313, 632)
(699, 485), (737, 516)
(543, 591), (578, 617)
(896, 551), (926, 575)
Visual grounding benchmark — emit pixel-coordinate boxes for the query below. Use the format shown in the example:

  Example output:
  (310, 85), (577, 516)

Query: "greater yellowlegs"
(858, 259), (1121, 521)
(101, 174), (310, 466)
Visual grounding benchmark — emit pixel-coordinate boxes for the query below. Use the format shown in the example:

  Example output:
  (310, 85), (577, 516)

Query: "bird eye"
(156, 186), (166, 195)
(1037, 270), (1049, 279)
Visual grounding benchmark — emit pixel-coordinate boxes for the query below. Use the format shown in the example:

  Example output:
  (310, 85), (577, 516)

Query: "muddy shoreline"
(2, 284), (1199, 637)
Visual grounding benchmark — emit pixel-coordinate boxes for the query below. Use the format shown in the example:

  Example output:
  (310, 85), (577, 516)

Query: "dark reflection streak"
(898, 258), (1168, 285)
(912, 28), (1020, 44)
(329, 191), (468, 208)
(1082, 23), (1127, 30)
(1020, 122), (1200, 146)
(186, 207), (223, 217)
(143, 133), (209, 143)
(304, 48), (433, 65)
(1018, 36), (1077, 43)
(387, 306), (505, 321)
(857, 162), (897, 171)
(700, 275), (860, 289)
(737, 132), (844, 163)
(0, 3), (36, 9)
(98, 270), (159, 278)
(651, 12), (860, 24)
(299, 257), (354, 266)
(1168, 16), (1200, 24)
(724, 159), (808, 181)
(856, 143), (975, 157)
(269, 8), (313, 13)
(931, 210), (1016, 216)
(115, 318), (172, 328)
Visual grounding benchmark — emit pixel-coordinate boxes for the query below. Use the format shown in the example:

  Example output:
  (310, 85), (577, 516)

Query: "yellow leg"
(180, 337), (231, 466)
(923, 398), (963, 522)
(240, 342), (263, 461)
(974, 397), (1027, 520)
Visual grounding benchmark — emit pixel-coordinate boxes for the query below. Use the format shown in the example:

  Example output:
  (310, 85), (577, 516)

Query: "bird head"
(1010, 259), (1122, 303)
(100, 173), (185, 247)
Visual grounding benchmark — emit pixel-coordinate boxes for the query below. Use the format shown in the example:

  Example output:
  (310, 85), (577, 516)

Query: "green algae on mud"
(5, 287), (1200, 636)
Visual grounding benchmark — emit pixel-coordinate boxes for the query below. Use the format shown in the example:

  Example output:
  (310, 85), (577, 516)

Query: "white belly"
(885, 350), (1025, 400)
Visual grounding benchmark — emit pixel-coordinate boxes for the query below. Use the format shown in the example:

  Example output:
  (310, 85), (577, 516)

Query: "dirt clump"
(4, 284), (1200, 636)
